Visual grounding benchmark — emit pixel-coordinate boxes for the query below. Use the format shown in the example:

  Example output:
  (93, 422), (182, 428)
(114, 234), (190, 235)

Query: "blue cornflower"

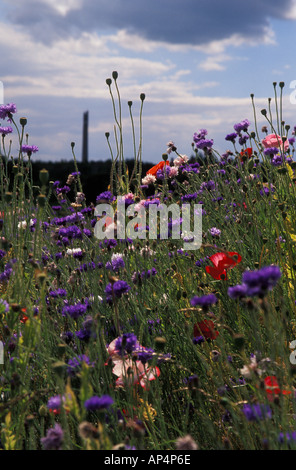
(84, 395), (114, 412)
(67, 354), (94, 377)
(242, 403), (272, 422)
(190, 294), (218, 308)
(115, 333), (139, 355)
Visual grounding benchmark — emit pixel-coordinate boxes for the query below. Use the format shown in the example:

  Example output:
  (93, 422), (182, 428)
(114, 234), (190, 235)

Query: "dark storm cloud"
(5, 0), (295, 45)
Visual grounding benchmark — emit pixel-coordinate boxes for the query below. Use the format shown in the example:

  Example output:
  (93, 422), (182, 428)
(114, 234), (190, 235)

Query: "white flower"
(173, 154), (189, 167)
(66, 248), (82, 256)
(141, 174), (156, 185)
(18, 220), (27, 229)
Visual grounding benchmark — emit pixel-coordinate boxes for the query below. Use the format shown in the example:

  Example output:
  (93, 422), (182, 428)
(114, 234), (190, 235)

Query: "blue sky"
(1, 0), (296, 163)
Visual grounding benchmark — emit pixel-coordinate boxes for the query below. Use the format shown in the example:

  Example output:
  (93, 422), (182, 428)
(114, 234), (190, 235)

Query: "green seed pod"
(20, 117), (27, 127)
(39, 169), (49, 186)
(4, 192), (12, 203)
(38, 194), (47, 207)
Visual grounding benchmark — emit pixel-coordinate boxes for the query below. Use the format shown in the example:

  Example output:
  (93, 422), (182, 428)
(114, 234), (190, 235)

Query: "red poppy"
(146, 161), (169, 177)
(205, 251), (242, 280)
(240, 147), (252, 159)
(194, 320), (219, 340)
(264, 376), (291, 397)
(20, 308), (29, 323)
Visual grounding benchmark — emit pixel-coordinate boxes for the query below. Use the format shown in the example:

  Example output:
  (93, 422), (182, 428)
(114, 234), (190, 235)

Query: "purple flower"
(111, 254), (125, 271)
(115, 333), (139, 355)
(0, 103), (17, 122)
(190, 293), (218, 308)
(96, 191), (115, 203)
(263, 147), (279, 156)
(233, 119), (250, 134)
(209, 227), (221, 238)
(67, 354), (94, 376)
(105, 280), (131, 300)
(41, 424), (64, 450)
(193, 129), (208, 142)
(49, 288), (67, 298)
(62, 301), (89, 319)
(193, 336), (205, 345)
(239, 134), (249, 146)
(194, 138), (214, 150)
(21, 145), (39, 154)
(47, 395), (63, 411)
(84, 395), (114, 411)
(242, 403), (272, 422)
(225, 132), (237, 143)
(0, 126), (13, 135)
(242, 265), (281, 296)
(136, 347), (154, 364)
(228, 284), (248, 299)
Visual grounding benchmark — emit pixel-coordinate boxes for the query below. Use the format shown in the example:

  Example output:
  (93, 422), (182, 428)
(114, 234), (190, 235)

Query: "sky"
(1, 0), (296, 164)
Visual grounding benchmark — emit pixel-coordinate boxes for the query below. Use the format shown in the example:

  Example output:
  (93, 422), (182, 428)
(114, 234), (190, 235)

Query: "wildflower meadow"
(1, 74), (296, 451)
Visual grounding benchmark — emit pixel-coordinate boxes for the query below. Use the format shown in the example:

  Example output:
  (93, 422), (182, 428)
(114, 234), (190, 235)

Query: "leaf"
(65, 378), (80, 420)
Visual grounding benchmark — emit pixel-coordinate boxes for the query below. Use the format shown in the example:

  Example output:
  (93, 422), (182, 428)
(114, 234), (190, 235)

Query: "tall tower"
(82, 110), (88, 163)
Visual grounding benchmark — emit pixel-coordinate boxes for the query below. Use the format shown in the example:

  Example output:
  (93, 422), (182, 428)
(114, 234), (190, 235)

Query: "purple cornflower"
(194, 138), (214, 150)
(111, 254), (125, 271)
(278, 431), (296, 445)
(0, 126), (13, 135)
(229, 265), (281, 299)
(76, 315), (96, 342)
(193, 129), (208, 142)
(84, 395), (114, 412)
(225, 132), (237, 143)
(0, 103), (17, 122)
(190, 293), (218, 308)
(62, 301), (89, 319)
(242, 403), (272, 422)
(239, 134), (249, 146)
(242, 265), (281, 296)
(115, 333), (139, 355)
(48, 288), (67, 298)
(181, 193), (198, 202)
(47, 395), (63, 412)
(233, 119), (250, 134)
(209, 227), (221, 238)
(193, 336), (205, 345)
(21, 145), (39, 154)
(271, 154), (283, 166)
(136, 347), (154, 364)
(105, 280), (131, 300)
(67, 354), (94, 377)
(96, 191), (115, 203)
(263, 147), (279, 156)
(41, 424), (64, 450)
(228, 284), (248, 300)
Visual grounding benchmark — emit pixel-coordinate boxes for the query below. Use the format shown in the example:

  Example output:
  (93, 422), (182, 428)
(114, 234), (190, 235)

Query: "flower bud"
(39, 169), (49, 186)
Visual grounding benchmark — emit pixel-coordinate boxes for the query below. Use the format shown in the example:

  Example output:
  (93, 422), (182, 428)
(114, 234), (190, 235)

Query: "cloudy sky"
(2, 0), (296, 163)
